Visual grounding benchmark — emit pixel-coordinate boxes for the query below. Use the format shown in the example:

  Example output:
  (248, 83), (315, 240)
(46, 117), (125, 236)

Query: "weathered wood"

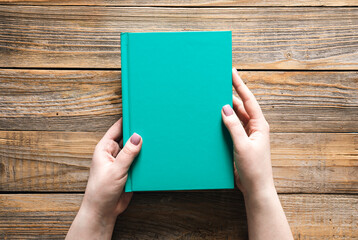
(0, 3), (355, 240)
(271, 133), (358, 193)
(0, 131), (98, 192)
(0, 131), (356, 193)
(1, 0), (357, 6)
(0, 7), (357, 69)
(239, 71), (358, 133)
(0, 69), (357, 132)
(0, 193), (356, 239)
(0, 69), (121, 132)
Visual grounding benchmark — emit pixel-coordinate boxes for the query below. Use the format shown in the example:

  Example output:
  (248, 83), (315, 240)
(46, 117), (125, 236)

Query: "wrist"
(75, 205), (116, 239)
(243, 181), (277, 205)
(66, 203), (116, 240)
(80, 198), (118, 227)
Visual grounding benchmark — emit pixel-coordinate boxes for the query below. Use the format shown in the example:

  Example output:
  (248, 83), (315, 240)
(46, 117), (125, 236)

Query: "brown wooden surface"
(0, 131), (357, 193)
(0, 1), (357, 239)
(0, 193), (357, 239)
(0, 6), (358, 69)
(1, 0), (358, 6)
(0, 69), (356, 132)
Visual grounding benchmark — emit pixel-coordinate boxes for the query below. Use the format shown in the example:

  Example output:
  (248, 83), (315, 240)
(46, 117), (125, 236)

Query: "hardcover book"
(121, 31), (234, 192)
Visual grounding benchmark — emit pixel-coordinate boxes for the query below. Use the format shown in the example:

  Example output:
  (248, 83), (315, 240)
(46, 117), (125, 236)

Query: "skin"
(66, 68), (293, 240)
(66, 119), (142, 240)
(221, 68), (294, 240)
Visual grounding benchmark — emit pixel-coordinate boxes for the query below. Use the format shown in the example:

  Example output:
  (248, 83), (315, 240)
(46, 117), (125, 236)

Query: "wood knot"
(285, 52), (292, 59)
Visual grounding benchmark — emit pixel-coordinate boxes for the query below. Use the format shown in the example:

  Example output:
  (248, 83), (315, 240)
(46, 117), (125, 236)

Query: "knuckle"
(100, 140), (118, 153)
(107, 140), (118, 151)
(122, 144), (137, 156)
(226, 118), (241, 129)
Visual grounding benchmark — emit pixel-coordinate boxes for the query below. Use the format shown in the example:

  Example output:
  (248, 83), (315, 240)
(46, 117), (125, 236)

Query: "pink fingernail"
(130, 133), (141, 145)
(223, 105), (233, 116)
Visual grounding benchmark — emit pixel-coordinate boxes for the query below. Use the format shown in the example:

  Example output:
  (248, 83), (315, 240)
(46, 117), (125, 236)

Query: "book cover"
(121, 31), (234, 192)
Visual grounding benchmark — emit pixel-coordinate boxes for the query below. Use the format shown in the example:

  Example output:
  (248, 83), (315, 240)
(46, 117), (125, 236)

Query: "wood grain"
(0, 7), (357, 69)
(0, 131), (97, 192)
(0, 69), (357, 132)
(1, 0), (357, 6)
(0, 69), (121, 132)
(0, 193), (356, 239)
(0, 131), (356, 193)
(0, 3), (356, 240)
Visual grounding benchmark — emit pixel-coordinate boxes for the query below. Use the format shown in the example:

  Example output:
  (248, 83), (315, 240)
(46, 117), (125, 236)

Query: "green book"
(121, 31), (234, 192)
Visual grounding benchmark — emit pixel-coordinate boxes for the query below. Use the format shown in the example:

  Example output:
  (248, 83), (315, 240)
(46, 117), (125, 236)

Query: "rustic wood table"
(0, 1), (357, 239)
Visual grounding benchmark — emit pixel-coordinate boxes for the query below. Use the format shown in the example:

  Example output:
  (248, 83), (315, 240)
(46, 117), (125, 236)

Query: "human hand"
(221, 68), (293, 240)
(221, 68), (274, 198)
(66, 118), (142, 240)
(82, 118), (142, 221)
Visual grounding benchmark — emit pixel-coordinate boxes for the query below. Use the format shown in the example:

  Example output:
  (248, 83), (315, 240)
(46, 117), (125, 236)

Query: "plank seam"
(0, 191), (357, 195)
(0, 5), (358, 8)
(0, 67), (357, 72)
(0, 129), (356, 133)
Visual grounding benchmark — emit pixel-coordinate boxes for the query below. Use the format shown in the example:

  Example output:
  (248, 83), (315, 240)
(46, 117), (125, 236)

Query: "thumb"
(115, 133), (142, 173)
(221, 104), (248, 148)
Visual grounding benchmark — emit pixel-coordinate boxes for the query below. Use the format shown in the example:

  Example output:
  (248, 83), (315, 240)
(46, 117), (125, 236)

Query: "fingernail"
(223, 104), (233, 116)
(130, 133), (141, 145)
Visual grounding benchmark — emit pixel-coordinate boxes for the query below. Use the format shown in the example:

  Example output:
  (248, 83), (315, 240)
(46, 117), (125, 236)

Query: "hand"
(82, 118), (142, 220)
(222, 68), (293, 240)
(221, 68), (274, 197)
(66, 118), (142, 240)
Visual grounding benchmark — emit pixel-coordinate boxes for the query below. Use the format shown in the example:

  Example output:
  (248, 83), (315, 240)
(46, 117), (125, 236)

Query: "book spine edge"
(229, 31), (235, 189)
(121, 32), (133, 193)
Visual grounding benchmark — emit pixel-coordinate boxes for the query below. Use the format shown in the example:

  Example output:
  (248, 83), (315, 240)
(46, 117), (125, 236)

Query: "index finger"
(232, 68), (263, 119)
(101, 118), (123, 142)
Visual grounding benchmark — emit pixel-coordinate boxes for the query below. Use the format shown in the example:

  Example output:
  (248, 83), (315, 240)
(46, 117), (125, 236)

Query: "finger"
(96, 119), (123, 156)
(115, 133), (142, 173)
(232, 95), (250, 126)
(116, 192), (133, 215)
(232, 68), (263, 119)
(102, 118), (123, 142)
(102, 140), (120, 157)
(221, 104), (248, 149)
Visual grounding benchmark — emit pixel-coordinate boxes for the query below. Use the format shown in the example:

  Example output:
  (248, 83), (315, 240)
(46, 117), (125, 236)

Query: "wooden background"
(0, 0), (357, 239)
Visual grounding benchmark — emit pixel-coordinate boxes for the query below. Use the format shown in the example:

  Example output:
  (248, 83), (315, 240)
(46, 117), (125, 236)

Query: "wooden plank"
(239, 71), (358, 133)
(0, 69), (357, 132)
(0, 193), (356, 239)
(0, 7), (357, 69)
(0, 0), (357, 6)
(271, 133), (358, 193)
(0, 131), (357, 193)
(0, 131), (97, 192)
(0, 69), (121, 132)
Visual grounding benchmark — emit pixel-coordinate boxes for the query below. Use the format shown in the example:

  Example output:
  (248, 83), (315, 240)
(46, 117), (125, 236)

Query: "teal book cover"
(121, 31), (234, 192)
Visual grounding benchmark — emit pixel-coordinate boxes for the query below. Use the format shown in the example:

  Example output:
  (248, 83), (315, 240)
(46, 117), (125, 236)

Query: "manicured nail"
(223, 104), (233, 116)
(130, 133), (141, 145)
